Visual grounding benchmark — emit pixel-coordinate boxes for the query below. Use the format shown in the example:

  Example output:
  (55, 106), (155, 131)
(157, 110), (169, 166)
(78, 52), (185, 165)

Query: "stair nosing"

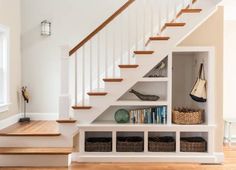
(103, 78), (123, 82)
(134, 51), (154, 55)
(118, 64), (139, 68)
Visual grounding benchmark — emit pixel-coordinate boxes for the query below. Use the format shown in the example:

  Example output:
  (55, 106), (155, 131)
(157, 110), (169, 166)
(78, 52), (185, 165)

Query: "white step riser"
(0, 136), (73, 147)
(0, 154), (70, 167)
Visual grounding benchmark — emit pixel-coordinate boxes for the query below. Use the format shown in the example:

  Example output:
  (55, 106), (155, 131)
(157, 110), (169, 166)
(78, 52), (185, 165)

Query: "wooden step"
(0, 147), (73, 155)
(56, 119), (77, 123)
(72, 106), (92, 110)
(165, 23), (186, 27)
(181, 9), (202, 13)
(0, 121), (61, 137)
(118, 64), (139, 68)
(134, 51), (154, 55)
(149, 36), (170, 41)
(103, 78), (123, 82)
(87, 92), (108, 96)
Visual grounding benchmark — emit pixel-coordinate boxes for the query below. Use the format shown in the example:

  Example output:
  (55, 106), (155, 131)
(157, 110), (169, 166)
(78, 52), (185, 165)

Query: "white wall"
(0, 0), (21, 120)
(21, 0), (126, 114)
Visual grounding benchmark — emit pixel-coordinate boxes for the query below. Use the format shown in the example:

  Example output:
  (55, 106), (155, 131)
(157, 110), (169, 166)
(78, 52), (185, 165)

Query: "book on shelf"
(129, 106), (167, 124)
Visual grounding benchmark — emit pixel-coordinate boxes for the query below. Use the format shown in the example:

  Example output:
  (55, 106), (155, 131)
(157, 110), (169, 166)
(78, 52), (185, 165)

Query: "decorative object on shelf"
(149, 136), (176, 152)
(114, 109), (130, 123)
(41, 20), (51, 36)
(85, 137), (112, 152)
(172, 107), (204, 125)
(19, 86), (31, 123)
(148, 57), (167, 77)
(180, 137), (207, 152)
(190, 63), (207, 102)
(129, 89), (160, 101)
(117, 136), (144, 152)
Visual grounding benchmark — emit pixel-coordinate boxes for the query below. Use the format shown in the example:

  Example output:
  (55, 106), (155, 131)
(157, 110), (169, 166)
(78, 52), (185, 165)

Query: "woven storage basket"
(149, 136), (176, 152)
(117, 136), (144, 152)
(85, 137), (112, 152)
(180, 137), (207, 152)
(172, 108), (204, 125)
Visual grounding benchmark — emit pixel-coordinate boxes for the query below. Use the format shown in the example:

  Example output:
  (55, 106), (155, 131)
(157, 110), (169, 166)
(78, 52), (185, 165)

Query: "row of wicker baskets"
(85, 136), (207, 152)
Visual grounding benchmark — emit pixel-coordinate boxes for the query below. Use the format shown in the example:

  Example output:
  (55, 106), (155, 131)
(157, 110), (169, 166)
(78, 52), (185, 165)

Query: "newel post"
(59, 45), (71, 119)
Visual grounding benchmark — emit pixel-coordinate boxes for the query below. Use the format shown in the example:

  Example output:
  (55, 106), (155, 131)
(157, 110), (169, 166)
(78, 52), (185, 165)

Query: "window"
(0, 25), (9, 112)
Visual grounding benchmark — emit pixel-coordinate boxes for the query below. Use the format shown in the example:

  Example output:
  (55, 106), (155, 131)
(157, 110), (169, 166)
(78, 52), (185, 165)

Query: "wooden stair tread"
(87, 92), (108, 96)
(72, 106), (92, 110)
(181, 9), (202, 13)
(119, 64), (139, 68)
(165, 23), (186, 27)
(134, 51), (154, 55)
(0, 121), (61, 137)
(56, 119), (77, 123)
(103, 78), (123, 82)
(0, 147), (73, 155)
(149, 36), (170, 41)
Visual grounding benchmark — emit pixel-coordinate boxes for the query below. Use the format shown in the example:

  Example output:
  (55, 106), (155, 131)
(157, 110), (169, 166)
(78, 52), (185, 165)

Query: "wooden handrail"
(69, 0), (135, 56)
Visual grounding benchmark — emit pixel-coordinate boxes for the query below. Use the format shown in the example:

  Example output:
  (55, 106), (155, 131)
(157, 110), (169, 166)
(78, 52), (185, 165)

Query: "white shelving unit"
(76, 47), (221, 163)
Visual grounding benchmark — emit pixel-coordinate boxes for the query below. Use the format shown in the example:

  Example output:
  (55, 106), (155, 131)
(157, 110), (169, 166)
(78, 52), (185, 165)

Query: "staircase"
(59, 0), (221, 124)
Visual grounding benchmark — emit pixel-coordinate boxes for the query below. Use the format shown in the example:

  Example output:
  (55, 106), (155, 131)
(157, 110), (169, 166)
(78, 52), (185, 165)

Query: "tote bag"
(190, 63), (207, 102)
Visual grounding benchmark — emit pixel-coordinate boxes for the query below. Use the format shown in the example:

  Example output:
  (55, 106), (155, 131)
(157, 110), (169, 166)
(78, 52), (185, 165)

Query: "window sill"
(0, 103), (10, 113)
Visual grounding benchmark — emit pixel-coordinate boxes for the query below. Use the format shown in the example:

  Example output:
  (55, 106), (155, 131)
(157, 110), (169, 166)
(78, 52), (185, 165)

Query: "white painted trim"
(0, 154), (70, 167)
(71, 152), (224, 163)
(25, 112), (58, 120)
(0, 113), (21, 130)
(0, 103), (10, 113)
(0, 24), (10, 108)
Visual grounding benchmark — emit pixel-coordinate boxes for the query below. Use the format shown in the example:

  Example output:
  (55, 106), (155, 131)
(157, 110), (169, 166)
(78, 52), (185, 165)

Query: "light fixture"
(41, 20), (51, 36)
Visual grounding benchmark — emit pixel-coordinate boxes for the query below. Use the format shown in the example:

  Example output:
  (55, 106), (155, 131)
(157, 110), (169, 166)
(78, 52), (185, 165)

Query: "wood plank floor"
(0, 121), (60, 136)
(0, 146), (236, 169)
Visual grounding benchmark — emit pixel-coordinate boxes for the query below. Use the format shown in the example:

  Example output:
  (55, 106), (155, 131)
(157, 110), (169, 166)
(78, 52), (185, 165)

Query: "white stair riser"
(0, 154), (70, 167)
(0, 136), (73, 147)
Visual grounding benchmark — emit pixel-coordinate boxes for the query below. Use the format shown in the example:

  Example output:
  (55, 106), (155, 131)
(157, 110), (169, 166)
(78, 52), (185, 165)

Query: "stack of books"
(129, 106), (167, 124)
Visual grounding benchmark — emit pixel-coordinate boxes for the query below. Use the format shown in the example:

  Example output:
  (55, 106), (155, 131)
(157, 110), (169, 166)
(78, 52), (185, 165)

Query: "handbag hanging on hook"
(190, 63), (207, 102)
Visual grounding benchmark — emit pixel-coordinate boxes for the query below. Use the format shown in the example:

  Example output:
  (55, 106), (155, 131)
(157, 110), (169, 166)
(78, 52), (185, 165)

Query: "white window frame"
(0, 24), (10, 113)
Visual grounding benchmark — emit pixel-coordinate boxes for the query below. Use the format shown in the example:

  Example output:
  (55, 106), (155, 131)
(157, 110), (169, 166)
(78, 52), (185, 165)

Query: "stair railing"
(67, 0), (196, 107)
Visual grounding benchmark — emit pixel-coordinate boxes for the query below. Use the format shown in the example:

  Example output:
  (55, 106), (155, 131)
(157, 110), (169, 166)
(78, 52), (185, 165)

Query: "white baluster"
(127, 9), (131, 64)
(105, 28), (108, 78)
(143, 0), (147, 49)
(158, 1), (162, 35)
(82, 46), (85, 106)
(74, 52), (78, 106)
(120, 14), (124, 65)
(113, 27), (116, 77)
(166, 0), (170, 23)
(97, 34), (100, 90)
(89, 40), (92, 91)
(189, 0), (193, 8)
(135, 3), (138, 50)
(150, 0), (154, 36)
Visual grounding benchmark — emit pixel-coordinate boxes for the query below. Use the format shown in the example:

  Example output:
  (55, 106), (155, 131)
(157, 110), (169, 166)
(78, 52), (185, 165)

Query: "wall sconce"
(41, 20), (51, 36)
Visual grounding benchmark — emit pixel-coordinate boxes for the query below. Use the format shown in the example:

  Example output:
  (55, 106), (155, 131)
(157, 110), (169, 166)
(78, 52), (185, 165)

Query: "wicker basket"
(149, 136), (176, 152)
(85, 137), (112, 152)
(117, 137), (144, 152)
(180, 137), (207, 152)
(172, 108), (204, 125)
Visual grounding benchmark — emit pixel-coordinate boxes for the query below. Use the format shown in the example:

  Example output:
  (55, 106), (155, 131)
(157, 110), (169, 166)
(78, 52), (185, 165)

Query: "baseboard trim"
(0, 114), (22, 130)
(71, 152), (224, 163)
(0, 113), (58, 130)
